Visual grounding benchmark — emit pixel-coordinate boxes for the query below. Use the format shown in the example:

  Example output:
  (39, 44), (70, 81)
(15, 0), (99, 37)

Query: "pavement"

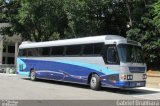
(1, 71), (160, 89)
(0, 73), (160, 100)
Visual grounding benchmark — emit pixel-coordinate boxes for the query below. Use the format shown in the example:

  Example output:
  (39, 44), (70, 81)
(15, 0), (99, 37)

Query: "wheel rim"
(31, 71), (35, 80)
(90, 77), (97, 87)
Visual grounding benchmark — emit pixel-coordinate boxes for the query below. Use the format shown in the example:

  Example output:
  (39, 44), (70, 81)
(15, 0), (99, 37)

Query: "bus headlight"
(127, 75), (133, 80)
(120, 74), (133, 80)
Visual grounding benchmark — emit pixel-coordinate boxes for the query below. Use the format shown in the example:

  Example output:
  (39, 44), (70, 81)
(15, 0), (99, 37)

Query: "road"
(0, 74), (160, 100)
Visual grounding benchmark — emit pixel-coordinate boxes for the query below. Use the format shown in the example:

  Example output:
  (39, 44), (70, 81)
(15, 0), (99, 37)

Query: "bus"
(17, 35), (147, 90)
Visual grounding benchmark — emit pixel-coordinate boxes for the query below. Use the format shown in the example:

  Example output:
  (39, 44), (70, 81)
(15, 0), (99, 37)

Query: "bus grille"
(129, 67), (145, 73)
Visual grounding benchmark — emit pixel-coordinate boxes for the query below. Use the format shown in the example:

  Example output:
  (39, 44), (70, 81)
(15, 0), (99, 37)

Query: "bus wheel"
(30, 70), (36, 81)
(90, 74), (101, 90)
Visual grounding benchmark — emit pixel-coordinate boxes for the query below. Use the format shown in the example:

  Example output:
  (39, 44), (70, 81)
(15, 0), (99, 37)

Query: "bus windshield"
(117, 44), (144, 63)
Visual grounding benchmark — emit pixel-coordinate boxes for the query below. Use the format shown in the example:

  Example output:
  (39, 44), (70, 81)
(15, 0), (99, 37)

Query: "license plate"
(130, 82), (144, 87)
(136, 82), (141, 86)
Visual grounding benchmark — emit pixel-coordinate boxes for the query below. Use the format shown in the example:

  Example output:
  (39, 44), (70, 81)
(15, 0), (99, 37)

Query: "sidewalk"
(146, 76), (160, 89)
(147, 70), (160, 77)
(146, 70), (160, 89)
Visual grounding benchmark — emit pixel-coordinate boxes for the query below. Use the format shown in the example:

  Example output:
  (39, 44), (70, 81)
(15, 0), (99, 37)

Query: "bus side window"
(18, 49), (27, 56)
(27, 49), (32, 56)
(27, 48), (38, 57)
(93, 43), (103, 55)
(42, 47), (51, 56)
(107, 47), (116, 63)
(51, 46), (64, 56)
(83, 44), (94, 55)
(18, 49), (23, 56)
(66, 45), (81, 55)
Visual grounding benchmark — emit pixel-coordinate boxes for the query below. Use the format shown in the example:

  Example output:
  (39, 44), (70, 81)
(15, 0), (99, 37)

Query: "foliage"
(1, 0), (130, 40)
(63, 0), (129, 38)
(18, 0), (68, 41)
(153, 1), (160, 33)
(0, 0), (160, 68)
(127, 0), (160, 68)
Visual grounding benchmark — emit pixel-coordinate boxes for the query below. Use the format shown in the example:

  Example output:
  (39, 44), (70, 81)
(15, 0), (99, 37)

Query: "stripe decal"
(17, 58), (120, 87)
(55, 60), (118, 75)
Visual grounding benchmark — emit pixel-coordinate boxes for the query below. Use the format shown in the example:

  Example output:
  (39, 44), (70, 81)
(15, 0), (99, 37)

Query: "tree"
(18, 0), (68, 41)
(0, 0), (68, 41)
(153, 1), (160, 33)
(1, 0), (131, 40)
(0, 0), (21, 36)
(127, 0), (160, 69)
(1, 0), (160, 69)
(64, 0), (129, 37)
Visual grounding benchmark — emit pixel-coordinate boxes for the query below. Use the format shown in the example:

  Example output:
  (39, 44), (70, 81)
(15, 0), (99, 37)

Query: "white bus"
(17, 35), (147, 90)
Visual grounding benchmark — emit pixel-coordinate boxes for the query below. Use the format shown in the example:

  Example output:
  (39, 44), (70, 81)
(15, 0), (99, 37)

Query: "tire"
(30, 70), (37, 81)
(90, 74), (101, 90)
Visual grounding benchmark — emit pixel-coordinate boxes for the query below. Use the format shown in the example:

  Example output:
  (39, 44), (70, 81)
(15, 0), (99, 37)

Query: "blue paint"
(56, 60), (118, 75)
(17, 58), (29, 76)
(17, 58), (123, 87)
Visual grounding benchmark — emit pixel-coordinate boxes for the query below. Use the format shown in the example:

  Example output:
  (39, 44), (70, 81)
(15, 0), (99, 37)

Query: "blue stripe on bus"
(55, 60), (118, 75)
(17, 58), (118, 76)
(17, 58), (121, 87)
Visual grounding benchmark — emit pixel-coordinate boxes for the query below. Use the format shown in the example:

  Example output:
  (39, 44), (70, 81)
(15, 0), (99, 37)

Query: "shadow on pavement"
(102, 87), (159, 95)
(22, 78), (90, 89)
(21, 78), (159, 95)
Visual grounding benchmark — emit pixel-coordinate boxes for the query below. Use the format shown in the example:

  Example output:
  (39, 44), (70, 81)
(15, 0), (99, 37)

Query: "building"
(0, 23), (21, 72)
(0, 2), (22, 73)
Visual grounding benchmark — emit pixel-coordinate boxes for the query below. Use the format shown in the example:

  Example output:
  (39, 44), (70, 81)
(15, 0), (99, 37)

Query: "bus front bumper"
(101, 80), (146, 88)
(115, 81), (146, 88)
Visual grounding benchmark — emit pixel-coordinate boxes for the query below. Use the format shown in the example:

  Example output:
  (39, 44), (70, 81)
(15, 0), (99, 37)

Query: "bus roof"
(19, 35), (125, 49)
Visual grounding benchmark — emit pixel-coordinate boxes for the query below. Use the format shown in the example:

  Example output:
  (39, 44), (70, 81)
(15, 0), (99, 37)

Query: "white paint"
(19, 35), (125, 49)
